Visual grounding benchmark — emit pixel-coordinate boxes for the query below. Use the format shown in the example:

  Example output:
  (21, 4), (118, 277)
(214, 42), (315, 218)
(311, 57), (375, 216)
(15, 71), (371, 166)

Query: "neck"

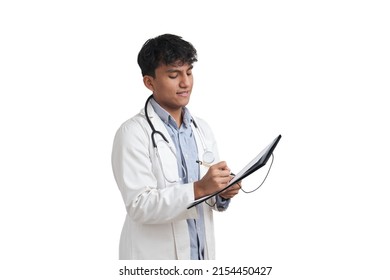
(170, 110), (183, 127)
(149, 96), (184, 127)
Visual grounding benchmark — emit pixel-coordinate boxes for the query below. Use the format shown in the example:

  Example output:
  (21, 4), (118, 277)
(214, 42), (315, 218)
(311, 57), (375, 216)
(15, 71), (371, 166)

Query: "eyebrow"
(166, 65), (193, 73)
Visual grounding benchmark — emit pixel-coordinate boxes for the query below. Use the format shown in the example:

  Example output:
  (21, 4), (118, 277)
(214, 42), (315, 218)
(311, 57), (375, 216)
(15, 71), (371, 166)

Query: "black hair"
(137, 34), (198, 77)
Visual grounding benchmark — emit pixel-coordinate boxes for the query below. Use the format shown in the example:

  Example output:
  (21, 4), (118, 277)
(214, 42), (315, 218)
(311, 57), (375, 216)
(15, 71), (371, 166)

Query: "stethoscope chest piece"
(202, 150), (215, 164)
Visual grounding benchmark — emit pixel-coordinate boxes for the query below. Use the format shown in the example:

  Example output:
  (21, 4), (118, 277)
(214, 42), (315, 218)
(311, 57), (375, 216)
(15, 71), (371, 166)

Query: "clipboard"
(187, 134), (282, 209)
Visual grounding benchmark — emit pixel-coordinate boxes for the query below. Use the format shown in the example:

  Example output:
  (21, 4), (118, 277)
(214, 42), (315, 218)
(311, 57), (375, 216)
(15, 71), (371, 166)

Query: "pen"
(196, 160), (235, 176)
(196, 160), (212, 168)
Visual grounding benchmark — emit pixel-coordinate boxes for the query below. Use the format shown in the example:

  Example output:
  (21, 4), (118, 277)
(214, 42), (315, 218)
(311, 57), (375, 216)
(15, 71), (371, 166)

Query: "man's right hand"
(194, 161), (232, 199)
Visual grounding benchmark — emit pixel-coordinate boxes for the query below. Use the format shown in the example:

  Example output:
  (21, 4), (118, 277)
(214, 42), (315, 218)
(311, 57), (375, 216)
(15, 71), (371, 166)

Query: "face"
(144, 61), (194, 116)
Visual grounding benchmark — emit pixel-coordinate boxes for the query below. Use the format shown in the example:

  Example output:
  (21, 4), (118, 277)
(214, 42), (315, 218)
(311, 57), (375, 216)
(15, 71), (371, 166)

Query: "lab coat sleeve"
(111, 118), (197, 224)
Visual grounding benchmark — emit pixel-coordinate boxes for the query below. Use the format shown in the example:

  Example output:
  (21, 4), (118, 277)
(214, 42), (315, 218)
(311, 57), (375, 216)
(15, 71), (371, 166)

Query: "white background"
(1, 0), (389, 279)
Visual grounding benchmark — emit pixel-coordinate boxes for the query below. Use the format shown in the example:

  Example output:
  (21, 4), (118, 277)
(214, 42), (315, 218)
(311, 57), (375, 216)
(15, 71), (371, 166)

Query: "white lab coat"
(111, 102), (223, 260)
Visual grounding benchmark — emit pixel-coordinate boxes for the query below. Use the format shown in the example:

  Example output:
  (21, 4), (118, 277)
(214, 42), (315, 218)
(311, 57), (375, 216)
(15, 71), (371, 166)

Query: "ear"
(143, 75), (155, 92)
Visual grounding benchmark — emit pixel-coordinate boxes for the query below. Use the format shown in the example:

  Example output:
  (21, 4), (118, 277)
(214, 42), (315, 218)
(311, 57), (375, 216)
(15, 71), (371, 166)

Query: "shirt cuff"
(216, 195), (230, 211)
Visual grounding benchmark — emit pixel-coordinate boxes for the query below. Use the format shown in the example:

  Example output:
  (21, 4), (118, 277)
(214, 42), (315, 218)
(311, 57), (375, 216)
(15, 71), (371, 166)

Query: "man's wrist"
(193, 181), (205, 200)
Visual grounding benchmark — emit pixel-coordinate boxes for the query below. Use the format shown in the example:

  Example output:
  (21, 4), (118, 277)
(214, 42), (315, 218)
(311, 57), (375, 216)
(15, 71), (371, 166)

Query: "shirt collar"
(150, 97), (192, 129)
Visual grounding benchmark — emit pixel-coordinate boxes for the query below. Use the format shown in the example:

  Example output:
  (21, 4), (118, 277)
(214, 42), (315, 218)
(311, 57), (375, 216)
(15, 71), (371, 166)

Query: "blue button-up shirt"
(150, 98), (228, 260)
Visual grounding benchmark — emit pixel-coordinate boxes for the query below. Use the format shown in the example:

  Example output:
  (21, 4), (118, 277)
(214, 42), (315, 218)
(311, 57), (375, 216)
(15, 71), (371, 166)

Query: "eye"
(168, 74), (178, 79)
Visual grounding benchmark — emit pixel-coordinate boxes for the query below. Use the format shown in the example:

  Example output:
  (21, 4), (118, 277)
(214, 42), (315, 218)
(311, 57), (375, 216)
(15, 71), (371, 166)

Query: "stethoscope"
(144, 95), (215, 183)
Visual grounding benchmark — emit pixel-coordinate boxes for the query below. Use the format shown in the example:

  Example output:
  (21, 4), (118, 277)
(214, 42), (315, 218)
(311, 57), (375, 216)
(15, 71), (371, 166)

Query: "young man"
(111, 34), (240, 260)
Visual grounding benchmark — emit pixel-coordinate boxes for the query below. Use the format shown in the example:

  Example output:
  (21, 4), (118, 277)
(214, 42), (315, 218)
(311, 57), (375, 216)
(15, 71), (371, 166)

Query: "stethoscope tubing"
(144, 95), (215, 183)
(144, 95), (210, 158)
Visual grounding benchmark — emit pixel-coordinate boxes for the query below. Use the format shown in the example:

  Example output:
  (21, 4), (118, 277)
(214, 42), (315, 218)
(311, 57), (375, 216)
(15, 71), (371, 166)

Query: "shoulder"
(114, 112), (149, 141)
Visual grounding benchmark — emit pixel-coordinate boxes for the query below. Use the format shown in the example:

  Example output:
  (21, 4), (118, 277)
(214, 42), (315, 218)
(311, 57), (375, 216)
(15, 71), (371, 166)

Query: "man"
(111, 34), (240, 260)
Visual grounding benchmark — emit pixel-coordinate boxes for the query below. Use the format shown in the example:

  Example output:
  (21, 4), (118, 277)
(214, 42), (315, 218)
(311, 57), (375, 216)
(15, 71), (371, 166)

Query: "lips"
(177, 91), (190, 97)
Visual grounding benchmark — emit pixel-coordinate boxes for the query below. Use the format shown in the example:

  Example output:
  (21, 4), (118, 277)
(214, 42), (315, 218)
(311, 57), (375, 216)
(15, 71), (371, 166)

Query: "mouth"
(176, 91), (190, 97)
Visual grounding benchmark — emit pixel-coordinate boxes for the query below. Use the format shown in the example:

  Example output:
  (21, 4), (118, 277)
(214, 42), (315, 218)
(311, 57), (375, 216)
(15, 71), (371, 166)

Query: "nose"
(179, 74), (191, 88)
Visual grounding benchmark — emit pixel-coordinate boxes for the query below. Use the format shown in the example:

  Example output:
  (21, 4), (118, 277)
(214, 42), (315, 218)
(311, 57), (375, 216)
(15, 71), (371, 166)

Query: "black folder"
(187, 134), (282, 209)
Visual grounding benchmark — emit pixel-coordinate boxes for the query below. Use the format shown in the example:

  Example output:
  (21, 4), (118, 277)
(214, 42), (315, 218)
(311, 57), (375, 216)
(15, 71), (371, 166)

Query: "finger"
(219, 169), (231, 177)
(214, 162), (232, 175)
(225, 184), (239, 191)
(210, 161), (227, 170)
(222, 186), (238, 195)
(227, 187), (239, 194)
(227, 187), (238, 193)
(218, 177), (232, 186)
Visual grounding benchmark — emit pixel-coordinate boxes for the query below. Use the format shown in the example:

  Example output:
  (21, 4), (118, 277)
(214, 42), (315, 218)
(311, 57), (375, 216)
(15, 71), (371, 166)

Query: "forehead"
(157, 61), (193, 72)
